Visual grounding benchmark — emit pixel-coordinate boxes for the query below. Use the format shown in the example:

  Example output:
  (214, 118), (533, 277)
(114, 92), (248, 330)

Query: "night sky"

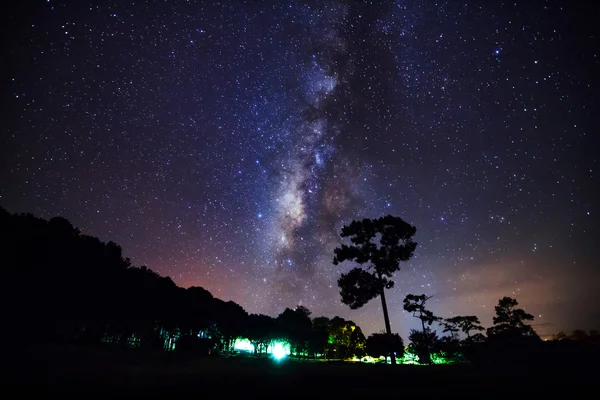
(2, 0), (599, 338)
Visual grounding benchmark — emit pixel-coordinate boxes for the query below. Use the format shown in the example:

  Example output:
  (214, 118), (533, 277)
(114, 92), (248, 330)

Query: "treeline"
(396, 293), (600, 366)
(0, 207), (368, 359)
(1, 207), (598, 366)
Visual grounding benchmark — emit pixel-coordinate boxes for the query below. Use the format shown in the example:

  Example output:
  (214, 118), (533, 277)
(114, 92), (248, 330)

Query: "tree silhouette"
(2, 206), (380, 360)
(212, 300), (248, 352)
(309, 316), (331, 358)
(366, 333), (404, 363)
(408, 329), (439, 364)
(334, 215), (417, 364)
(247, 314), (276, 355)
(445, 315), (485, 339)
(468, 333), (486, 343)
(442, 319), (460, 339)
(295, 305), (312, 320)
(277, 306), (312, 356)
(487, 296), (538, 340)
(552, 331), (568, 341)
(403, 294), (440, 331)
(569, 329), (588, 342)
(403, 294), (440, 364)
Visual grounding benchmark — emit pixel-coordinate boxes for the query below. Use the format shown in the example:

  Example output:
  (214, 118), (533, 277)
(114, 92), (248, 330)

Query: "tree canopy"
(487, 296), (538, 340)
(366, 333), (404, 362)
(334, 215), (417, 364)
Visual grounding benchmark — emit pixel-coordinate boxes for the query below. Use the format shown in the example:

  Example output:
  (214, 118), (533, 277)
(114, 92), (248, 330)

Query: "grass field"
(5, 346), (596, 396)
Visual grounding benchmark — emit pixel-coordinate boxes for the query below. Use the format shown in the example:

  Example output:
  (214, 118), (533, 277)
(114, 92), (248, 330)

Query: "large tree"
(334, 215), (417, 365)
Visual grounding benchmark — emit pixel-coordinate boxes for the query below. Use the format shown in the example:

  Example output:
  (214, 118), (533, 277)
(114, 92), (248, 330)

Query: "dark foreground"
(4, 346), (596, 396)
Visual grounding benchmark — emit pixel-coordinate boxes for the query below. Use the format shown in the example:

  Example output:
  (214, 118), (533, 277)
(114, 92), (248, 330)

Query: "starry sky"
(2, 0), (599, 338)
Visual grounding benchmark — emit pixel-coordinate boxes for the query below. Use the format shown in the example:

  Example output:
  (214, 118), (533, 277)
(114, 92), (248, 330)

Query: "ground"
(4, 346), (595, 396)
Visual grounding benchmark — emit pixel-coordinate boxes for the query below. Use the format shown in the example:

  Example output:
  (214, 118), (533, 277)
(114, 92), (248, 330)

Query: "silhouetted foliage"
(334, 215), (417, 364)
(435, 336), (462, 362)
(277, 307), (313, 356)
(246, 314), (276, 355)
(569, 329), (589, 342)
(442, 319), (460, 339)
(309, 316), (331, 358)
(213, 299), (249, 352)
(462, 297), (543, 367)
(487, 297), (539, 341)
(408, 328), (438, 364)
(552, 331), (568, 341)
(1, 207), (373, 359)
(366, 333), (404, 362)
(4, 207), (597, 369)
(327, 317), (366, 359)
(445, 315), (485, 339)
(403, 294), (441, 364)
(403, 294), (441, 328)
(466, 333), (486, 344)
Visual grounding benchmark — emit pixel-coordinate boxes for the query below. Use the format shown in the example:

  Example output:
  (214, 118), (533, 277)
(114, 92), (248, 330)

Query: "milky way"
(2, 1), (599, 337)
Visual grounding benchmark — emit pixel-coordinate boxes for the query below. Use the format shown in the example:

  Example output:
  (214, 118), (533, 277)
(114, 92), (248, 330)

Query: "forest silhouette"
(1, 206), (598, 377)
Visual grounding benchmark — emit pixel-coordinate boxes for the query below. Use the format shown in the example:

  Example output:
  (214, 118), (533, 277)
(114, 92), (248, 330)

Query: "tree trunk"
(379, 282), (396, 365)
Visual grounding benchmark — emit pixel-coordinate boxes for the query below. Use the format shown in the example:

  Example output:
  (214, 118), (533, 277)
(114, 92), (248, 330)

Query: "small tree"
(403, 294), (440, 331)
(366, 332), (404, 363)
(334, 215), (417, 364)
(403, 294), (440, 364)
(487, 297), (538, 340)
(408, 329), (438, 364)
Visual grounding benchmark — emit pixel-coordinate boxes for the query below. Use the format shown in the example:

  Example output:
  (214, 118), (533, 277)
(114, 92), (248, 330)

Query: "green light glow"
(233, 338), (255, 352)
(431, 353), (450, 364)
(231, 337), (456, 365)
(400, 351), (420, 365)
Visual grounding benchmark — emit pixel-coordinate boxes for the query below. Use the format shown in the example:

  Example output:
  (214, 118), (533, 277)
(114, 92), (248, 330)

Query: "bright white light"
(272, 342), (287, 360)
(233, 338), (254, 352)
